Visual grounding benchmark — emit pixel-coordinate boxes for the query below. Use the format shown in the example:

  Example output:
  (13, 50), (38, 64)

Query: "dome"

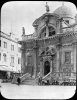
(54, 5), (74, 18)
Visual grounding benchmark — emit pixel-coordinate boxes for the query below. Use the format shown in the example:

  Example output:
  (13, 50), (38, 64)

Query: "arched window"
(40, 27), (46, 38)
(39, 26), (55, 38)
(4, 42), (7, 48)
(3, 53), (7, 62)
(49, 27), (55, 36)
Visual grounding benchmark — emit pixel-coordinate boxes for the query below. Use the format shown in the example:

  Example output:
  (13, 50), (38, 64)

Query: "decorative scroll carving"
(39, 46), (56, 57)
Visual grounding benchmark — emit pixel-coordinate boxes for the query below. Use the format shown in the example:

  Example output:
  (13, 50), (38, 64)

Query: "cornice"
(1, 35), (18, 44)
(1, 31), (20, 44)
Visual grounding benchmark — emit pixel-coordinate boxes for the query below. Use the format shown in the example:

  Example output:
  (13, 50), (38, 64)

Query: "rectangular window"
(3, 53), (7, 62)
(11, 56), (14, 63)
(11, 44), (14, 51)
(4, 42), (7, 48)
(10, 56), (14, 67)
(18, 58), (21, 64)
(65, 51), (71, 64)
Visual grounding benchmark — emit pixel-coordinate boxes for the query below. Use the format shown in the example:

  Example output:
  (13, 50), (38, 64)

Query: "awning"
(0, 65), (16, 72)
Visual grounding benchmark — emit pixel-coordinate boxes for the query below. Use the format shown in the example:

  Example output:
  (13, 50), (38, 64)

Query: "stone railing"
(42, 71), (76, 82)
(22, 34), (36, 40)
(20, 73), (31, 82)
(62, 26), (74, 33)
(42, 71), (52, 80)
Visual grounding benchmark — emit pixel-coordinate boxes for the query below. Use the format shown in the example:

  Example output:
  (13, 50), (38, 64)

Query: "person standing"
(38, 76), (42, 85)
(17, 77), (21, 85)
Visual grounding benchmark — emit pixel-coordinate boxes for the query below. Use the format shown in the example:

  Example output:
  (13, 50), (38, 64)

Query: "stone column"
(75, 14), (77, 24)
(73, 41), (77, 77)
(50, 59), (53, 78)
(75, 42), (77, 79)
(58, 18), (63, 33)
(21, 42), (26, 74)
(33, 42), (38, 78)
(21, 50), (25, 73)
(46, 25), (49, 37)
(56, 50), (60, 72)
(50, 60), (52, 72)
(40, 57), (43, 77)
(34, 25), (38, 37)
(56, 42), (62, 78)
(59, 47), (62, 78)
(33, 51), (37, 78)
(45, 16), (49, 37)
(60, 20), (63, 33)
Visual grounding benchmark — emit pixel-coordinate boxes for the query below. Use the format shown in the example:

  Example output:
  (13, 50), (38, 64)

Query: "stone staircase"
(21, 72), (52, 85)
(20, 73), (31, 82)
(42, 72), (59, 84)
(42, 72), (52, 81)
(12, 73), (31, 84)
(19, 73), (38, 85)
(12, 72), (57, 85)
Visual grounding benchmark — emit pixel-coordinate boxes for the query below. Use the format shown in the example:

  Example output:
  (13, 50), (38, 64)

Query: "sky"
(1, 1), (77, 39)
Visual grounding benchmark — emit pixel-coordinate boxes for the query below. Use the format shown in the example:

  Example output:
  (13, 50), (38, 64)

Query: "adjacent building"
(19, 3), (77, 82)
(0, 31), (21, 78)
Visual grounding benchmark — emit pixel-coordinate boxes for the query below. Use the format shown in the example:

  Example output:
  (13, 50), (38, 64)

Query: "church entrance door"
(44, 61), (50, 76)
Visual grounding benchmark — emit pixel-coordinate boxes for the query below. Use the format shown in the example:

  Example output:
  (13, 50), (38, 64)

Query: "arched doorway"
(44, 61), (50, 76)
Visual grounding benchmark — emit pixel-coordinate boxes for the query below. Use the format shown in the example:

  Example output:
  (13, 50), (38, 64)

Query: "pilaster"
(33, 41), (38, 78)
(21, 50), (26, 73)
(56, 41), (62, 78)
(46, 25), (49, 37)
(21, 42), (26, 73)
(40, 57), (43, 77)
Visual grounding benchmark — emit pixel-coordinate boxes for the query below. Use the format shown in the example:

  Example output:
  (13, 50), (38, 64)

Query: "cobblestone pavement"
(0, 82), (76, 99)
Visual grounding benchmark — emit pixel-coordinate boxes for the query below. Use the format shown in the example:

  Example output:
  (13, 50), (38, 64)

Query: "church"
(19, 2), (77, 83)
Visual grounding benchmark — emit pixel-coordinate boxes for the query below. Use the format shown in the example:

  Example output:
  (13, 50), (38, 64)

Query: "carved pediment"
(39, 46), (56, 57)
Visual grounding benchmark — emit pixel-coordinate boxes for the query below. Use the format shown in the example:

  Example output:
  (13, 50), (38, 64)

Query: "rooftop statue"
(22, 27), (25, 35)
(45, 2), (50, 13)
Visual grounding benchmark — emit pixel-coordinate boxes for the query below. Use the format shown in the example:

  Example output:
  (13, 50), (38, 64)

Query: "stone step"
(21, 81), (37, 85)
(21, 78), (38, 85)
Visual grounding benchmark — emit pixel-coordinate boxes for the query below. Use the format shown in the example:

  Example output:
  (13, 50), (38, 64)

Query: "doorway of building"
(44, 61), (50, 76)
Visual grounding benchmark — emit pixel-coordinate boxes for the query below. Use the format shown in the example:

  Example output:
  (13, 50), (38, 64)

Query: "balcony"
(22, 34), (37, 41)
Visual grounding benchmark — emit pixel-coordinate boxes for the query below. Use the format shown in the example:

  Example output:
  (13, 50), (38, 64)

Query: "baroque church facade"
(19, 3), (77, 82)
